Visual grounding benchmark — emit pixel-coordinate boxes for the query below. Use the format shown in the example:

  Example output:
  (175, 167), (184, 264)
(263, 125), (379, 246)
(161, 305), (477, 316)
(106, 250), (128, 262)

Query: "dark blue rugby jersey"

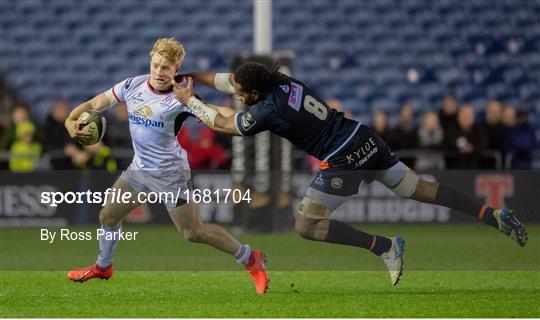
(234, 75), (361, 160)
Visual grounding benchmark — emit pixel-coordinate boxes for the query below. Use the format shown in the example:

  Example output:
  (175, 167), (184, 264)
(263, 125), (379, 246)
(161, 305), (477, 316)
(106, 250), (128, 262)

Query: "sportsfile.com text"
(40, 188), (252, 207)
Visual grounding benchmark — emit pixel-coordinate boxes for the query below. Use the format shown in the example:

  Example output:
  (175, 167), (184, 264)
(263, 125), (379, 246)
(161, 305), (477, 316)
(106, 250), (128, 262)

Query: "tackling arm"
(187, 72), (235, 94)
(208, 103), (241, 135)
(186, 97), (240, 136)
(174, 76), (240, 136)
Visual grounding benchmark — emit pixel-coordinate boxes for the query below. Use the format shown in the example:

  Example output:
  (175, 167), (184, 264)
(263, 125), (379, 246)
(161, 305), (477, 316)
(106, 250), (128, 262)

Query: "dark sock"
(325, 220), (392, 256)
(479, 206), (499, 229)
(433, 185), (498, 229)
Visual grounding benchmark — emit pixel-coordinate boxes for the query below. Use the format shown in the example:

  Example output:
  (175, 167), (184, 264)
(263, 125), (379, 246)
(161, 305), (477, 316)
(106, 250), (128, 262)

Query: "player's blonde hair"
(149, 38), (185, 67)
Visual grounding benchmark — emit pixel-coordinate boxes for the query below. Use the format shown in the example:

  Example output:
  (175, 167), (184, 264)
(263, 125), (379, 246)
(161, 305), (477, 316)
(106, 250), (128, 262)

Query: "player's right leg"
(68, 177), (142, 282)
(375, 161), (528, 246)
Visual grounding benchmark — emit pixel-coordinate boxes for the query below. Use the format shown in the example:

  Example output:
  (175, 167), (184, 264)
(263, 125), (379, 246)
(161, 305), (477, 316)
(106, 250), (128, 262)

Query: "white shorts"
(119, 162), (192, 212)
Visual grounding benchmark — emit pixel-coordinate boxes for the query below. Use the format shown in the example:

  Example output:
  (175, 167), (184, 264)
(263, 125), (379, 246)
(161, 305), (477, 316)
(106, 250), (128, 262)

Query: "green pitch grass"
(1, 224), (539, 317)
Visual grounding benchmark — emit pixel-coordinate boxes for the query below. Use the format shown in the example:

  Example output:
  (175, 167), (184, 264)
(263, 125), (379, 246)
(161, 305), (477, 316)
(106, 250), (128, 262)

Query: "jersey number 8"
(304, 95), (328, 120)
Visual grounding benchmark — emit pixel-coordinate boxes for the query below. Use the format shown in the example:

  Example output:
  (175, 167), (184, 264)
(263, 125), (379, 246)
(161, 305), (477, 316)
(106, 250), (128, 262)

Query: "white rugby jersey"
(109, 74), (194, 170)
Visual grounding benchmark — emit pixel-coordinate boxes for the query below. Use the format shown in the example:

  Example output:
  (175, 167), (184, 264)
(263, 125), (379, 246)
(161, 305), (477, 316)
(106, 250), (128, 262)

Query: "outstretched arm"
(207, 103), (241, 135)
(173, 77), (240, 136)
(185, 72), (236, 94)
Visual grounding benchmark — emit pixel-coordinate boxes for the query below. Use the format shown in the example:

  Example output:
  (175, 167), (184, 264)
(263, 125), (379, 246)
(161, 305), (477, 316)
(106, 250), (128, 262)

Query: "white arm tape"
(214, 73), (235, 94)
(187, 96), (218, 128)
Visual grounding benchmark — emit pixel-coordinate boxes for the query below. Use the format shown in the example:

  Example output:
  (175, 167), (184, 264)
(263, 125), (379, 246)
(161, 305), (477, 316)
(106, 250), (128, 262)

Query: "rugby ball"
(77, 111), (106, 145)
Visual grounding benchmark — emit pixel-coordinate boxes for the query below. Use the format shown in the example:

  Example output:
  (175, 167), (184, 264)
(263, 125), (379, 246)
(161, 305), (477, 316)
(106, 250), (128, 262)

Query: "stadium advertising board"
(1, 171), (537, 227)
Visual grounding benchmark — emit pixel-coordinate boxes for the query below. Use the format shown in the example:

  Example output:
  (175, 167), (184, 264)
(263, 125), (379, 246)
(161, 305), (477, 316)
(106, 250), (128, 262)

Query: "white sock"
(234, 244), (252, 265)
(96, 224), (121, 268)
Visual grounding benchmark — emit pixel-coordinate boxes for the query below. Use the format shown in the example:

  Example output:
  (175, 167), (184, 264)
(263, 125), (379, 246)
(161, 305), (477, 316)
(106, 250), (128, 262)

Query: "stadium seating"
(1, 0), (539, 140)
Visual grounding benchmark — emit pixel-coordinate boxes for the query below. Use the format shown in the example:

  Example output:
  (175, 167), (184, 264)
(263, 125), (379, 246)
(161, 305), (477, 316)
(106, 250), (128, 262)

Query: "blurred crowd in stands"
(369, 96), (536, 170)
(1, 99), (120, 172)
(0, 95), (537, 173)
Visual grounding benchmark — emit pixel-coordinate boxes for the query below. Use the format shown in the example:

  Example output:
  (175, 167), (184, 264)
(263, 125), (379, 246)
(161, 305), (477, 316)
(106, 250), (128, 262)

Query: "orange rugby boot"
(244, 250), (268, 294)
(67, 264), (113, 283)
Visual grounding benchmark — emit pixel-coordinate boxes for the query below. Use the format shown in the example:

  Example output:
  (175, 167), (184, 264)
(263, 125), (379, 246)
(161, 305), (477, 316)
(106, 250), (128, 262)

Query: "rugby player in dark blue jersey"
(173, 62), (527, 285)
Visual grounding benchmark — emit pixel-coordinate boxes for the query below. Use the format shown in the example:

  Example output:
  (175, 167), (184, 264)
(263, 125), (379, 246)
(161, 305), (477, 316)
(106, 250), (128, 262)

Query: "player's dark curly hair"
(233, 61), (286, 95)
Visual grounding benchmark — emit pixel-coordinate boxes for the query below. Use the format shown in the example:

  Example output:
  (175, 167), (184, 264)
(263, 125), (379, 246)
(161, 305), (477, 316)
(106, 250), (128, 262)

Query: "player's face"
(231, 77), (261, 106)
(149, 54), (178, 91)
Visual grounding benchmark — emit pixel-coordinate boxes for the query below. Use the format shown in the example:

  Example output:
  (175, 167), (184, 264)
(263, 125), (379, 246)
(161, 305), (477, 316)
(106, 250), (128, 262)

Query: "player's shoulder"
(121, 74), (149, 90)
(114, 74), (149, 93)
(270, 74), (308, 111)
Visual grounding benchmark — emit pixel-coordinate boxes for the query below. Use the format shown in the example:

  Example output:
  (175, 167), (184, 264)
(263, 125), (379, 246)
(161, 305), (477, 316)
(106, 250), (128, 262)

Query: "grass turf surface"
(1, 224), (539, 317)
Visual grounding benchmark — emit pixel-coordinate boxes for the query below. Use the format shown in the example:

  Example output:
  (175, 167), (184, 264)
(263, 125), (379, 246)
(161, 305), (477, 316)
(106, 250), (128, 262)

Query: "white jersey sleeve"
(111, 78), (130, 103)
(110, 76), (144, 103)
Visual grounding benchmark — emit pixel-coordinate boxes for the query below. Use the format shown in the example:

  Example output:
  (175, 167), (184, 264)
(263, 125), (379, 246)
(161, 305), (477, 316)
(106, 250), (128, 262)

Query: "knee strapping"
(390, 169), (419, 198)
(298, 197), (332, 219)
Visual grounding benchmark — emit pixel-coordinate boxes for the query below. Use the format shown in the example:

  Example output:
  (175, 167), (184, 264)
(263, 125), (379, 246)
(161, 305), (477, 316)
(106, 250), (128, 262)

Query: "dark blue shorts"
(310, 124), (399, 197)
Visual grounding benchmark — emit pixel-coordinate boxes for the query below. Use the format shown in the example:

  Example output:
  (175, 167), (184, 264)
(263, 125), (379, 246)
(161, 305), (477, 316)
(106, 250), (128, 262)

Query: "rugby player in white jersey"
(64, 38), (268, 294)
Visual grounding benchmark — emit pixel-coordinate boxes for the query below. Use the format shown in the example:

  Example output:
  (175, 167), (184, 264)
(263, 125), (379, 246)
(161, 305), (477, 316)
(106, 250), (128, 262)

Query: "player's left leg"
(168, 202), (268, 294)
(295, 184), (404, 286)
(295, 188), (392, 255)
(375, 161), (528, 246)
(169, 202), (241, 254)
(156, 167), (267, 294)
(135, 168), (267, 294)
